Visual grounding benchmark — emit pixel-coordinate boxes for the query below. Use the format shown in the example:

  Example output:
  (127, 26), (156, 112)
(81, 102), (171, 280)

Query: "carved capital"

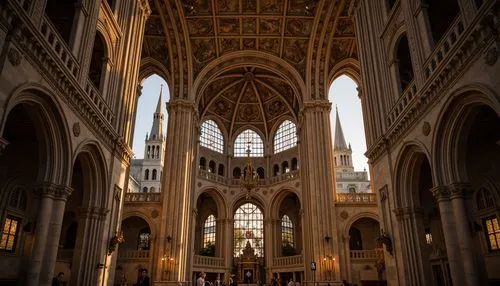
(448, 182), (473, 200)
(167, 99), (197, 114)
(33, 182), (59, 199)
(301, 100), (331, 113)
(54, 186), (73, 201)
(431, 186), (451, 202)
(0, 137), (9, 155)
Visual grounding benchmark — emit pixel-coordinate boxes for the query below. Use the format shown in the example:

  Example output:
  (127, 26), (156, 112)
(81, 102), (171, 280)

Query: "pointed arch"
(234, 129), (264, 157)
(273, 120), (297, 153)
(200, 119), (224, 153)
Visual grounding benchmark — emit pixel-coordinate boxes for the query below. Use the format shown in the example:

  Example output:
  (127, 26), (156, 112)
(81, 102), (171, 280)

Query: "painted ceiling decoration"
(141, 0), (358, 135)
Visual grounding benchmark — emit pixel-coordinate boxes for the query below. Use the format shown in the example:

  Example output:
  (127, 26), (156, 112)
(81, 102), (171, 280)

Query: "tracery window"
(0, 216), (20, 252)
(234, 129), (264, 157)
(200, 120), (224, 153)
(203, 214), (216, 248)
(138, 227), (151, 250)
(475, 188), (499, 252)
(485, 217), (500, 251)
(234, 203), (264, 257)
(274, 120), (297, 153)
(281, 215), (295, 247)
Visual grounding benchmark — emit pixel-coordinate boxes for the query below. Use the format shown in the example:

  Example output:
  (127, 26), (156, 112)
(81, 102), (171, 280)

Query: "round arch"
(95, 24), (114, 62)
(231, 195), (266, 217)
(195, 187), (228, 219)
(269, 188), (301, 219)
(121, 212), (157, 239)
(198, 116), (229, 152)
(269, 116), (298, 145)
(2, 84), (72, 185)
(432, 84), (500, 185)
(342, 212), (380, 239)
(192, 51), (307, 103)
(72, 141), (109, 208)
(393, 141), (433, 208)
(387, 26), (409, 63)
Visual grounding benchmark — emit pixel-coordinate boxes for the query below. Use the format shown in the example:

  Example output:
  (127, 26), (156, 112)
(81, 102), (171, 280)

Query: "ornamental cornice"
(366, 3), (499, 164)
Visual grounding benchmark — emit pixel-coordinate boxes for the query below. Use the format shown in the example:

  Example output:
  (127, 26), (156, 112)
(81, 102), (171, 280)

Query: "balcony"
(387, 81), (417, 126)
(193, 255), (225, 268)
(197, 169), (300, 187)
(85, 79), (114, 123)
(350, 250), (383, 262)
(336, 193), (377, 204)
(273, 254), (303, 267)
(124, 192), (161, 202)
(117, 250), (150, 261)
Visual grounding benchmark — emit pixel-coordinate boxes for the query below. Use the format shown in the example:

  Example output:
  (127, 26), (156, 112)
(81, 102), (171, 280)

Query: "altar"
(234, 242), (264, 284)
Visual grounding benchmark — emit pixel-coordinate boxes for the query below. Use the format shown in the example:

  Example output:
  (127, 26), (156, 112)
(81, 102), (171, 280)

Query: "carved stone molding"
(448, 182), (474, 200)
(33, 182), (60, 199)
(7, 47), (22, 66)
(431, 186), (451, 202)
(422, 121), (431, 136)
(72, 122), (81, 137)
(54, 186), (74, 201)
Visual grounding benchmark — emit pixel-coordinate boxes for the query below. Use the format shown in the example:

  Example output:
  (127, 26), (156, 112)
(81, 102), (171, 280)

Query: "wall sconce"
(323, 255), (335, 272)
(166, 235), (172, 242)
(162, 254), (175, 273)
(324, 235), (331, 243)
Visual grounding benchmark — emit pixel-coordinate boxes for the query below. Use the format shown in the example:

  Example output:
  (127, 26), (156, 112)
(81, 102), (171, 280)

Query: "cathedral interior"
(0, 0), (499, 286)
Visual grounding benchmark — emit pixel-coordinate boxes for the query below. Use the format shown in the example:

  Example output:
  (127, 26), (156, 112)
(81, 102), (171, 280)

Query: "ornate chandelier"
(241, 144), (259, 199)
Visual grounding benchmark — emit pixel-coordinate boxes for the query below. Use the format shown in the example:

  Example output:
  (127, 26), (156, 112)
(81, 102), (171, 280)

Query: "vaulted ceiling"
(141, 0), (358, 138)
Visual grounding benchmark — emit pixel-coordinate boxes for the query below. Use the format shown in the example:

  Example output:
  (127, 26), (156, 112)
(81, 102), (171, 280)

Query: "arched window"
(150, 187), (155, 192)
(424, 0), (460, 44)
(218, 164), (225, 176)
(203, 214), (217, 248)
(282, 161), (289, 174)
(8, 188), (27, 211)
(234, 203), (264, 257)
(349, 227), (363, 250)
(274, 120), (297, 153)
(89, 32), (107, 91)
(45, 0), (77, 45)
(395, 34), (414, 92)
(233, 167), (241, 178)
(144, 169), (149, 180)
(257, 167), (265, 179)
(200, 120), (224, 153)
(209, 161), (216, 173)
(156, 145), (160, 159)
(199, 157), (206, 170)
(142, 187), (148, 192)
(475, 188), (500, 251)
(138, 227), (151, 250)
(281, 215), (295, 247)
(476, 188), (495, 211)
(234, 129), (264, 157)
(147, 146), (151, 159)
(273, 165), (280, 176)
(152, 169), (157, 180)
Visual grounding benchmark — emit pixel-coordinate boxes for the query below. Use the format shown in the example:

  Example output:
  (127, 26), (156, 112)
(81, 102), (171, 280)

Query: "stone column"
(224, 218), (234, 280)
(39, 186), (73, 286)
(431, 186), (465, 286)
(26, 183), (57, 286)
(298, 101), (338, 283)
(155, 99), (197, 284)
(449, 183), (480, 286)
(263, 218), (274, 280)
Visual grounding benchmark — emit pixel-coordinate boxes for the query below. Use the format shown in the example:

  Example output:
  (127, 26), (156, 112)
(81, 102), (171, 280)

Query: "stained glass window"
(234, 203), (264, 257)
(203, 214), (216, 247)
(485, 217), (500, 251)
(0, 216), (20, 252)
(274, 120), (297, 153)
(281, 215), (294, 247)
(234, 130), (264, 157)
(200, 120), (224, 153)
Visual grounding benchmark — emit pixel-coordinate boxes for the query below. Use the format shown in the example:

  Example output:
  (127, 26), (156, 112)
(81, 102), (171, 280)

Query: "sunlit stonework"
(0, 1), (499, 286)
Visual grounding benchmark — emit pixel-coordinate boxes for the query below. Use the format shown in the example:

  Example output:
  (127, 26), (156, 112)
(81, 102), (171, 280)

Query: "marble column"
(26, 183), (57, 286)
(449, 183), (480, 286)
(298, 101), (338, 283)
(155, 99), (197, 283)
(39, 186), (73, 286)
(431, 186), (465, 286)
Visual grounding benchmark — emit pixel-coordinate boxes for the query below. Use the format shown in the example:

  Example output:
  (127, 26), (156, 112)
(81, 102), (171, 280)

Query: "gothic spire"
(149, 84), (164, 140)
(334, 106), (348, 150)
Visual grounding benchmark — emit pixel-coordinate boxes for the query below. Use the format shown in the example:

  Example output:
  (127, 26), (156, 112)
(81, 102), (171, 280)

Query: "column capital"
(167, 99), (197, 113)
(54, 186), (73, 201)
(448, 182), (474, 200)
(0, 137), (9, 155)
(33, 182), (59, 199)
(300, 100), (331, 113)
(431, 186), (451, 202)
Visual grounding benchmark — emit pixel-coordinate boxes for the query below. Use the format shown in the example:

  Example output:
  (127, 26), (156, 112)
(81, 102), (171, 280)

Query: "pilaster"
(155, 99), (198, 283)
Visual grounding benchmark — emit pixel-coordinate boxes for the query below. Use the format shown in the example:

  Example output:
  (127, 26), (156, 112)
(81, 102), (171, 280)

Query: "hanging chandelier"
(241, 144), (259, 199)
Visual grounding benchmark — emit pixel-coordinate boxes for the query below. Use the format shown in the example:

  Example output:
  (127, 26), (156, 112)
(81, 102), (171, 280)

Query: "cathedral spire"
(149, 85), (164, 140)
(334, 106), (348, 150)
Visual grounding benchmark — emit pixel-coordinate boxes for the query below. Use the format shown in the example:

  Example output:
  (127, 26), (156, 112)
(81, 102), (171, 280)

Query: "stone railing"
(336, 171), (368, 181)
(117, 250), (150, 260)
(40, 16), (80, 77)
(336, 193), (377, 204)
(350, 250), (380, 261)
(273, 254), (303, 267)
(388, 80), (417, 126)
(424, 16), (465, 79)
(193, 255), (225, 268)
(198, 169), (300, 187)
(85, 79), (114, 123)
(124, 192), (161, 202)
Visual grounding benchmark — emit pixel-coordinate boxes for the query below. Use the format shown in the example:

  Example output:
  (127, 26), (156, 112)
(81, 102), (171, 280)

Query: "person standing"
(52, 272), (65, 286)
(197, 272), (207, 286)
(287, 279), (294, 286)
(136, 269), (150, 286)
